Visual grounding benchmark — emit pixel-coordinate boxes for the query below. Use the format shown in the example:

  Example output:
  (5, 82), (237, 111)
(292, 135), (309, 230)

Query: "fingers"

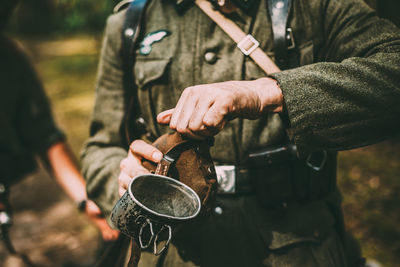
(203, 103), (229, 129)
(118, 140), (163, 197)
(101, 228), (120, 241)
(119, 186), (126, 198)
(84, 200), (120, 241)
(157, 109), (174, 124)
(169, 88), (190, 129)
(188, 97), (213, 131)
(175, 96), (198, 133)
(161, 86), (228, 138)
(129, 139), (163, 163)
(92, 217), (120, 241)
(118, 172), (132, 196)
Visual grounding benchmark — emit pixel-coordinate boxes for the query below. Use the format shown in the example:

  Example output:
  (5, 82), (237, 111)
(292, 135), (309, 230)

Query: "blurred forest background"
(1, 0), (399, 266)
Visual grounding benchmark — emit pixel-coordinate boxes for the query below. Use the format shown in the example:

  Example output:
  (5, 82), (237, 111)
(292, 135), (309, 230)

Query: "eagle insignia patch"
(139, 30), (171, 55)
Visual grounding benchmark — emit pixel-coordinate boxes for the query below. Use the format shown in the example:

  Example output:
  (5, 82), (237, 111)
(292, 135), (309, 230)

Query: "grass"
(338, 140), (400, 266)
(36, 54), (99, 155)
(24, 35), (400, 266)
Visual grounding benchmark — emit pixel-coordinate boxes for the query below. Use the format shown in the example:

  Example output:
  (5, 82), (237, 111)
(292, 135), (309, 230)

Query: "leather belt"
(215, 165), (253, 194)
(215, 146), (330, 196)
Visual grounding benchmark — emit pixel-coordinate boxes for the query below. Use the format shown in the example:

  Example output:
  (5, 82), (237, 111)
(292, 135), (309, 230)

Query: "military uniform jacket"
(81, 0), (400, 258)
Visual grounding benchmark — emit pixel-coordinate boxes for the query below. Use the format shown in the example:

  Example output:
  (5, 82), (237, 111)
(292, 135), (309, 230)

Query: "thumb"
(157, 109), (174, 125)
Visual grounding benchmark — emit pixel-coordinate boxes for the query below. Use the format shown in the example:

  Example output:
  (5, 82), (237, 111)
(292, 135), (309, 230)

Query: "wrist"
(255, 77), (284, 113)
(77, 199), (87, 212)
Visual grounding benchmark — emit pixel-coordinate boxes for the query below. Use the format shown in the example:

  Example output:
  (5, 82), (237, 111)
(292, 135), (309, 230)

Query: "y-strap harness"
(117, 0), (333, 265)
(118, 0), (326, 185)
(120, 0), (296, 142)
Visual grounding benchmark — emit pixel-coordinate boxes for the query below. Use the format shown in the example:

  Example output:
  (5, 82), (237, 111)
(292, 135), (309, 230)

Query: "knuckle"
(119, 158), (128, 170)
(130, 139), (142, 152)
(204, 119), (217, 127)
(176, 125), (187, 133)
(188, 121), (200, 131)
(118, 174), (124, 185)
(169, 121), (177, 130)
(182, 87), (191, 96)
(119, 188), (126, 197)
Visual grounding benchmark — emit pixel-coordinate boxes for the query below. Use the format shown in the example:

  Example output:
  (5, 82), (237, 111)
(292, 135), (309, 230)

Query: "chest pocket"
(134, 57), (173, 137)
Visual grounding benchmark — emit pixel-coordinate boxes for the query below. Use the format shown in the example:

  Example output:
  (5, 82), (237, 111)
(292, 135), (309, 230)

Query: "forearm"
(273, 55), (400, 152)
(46, 142), (87, 203)
(269, 0), (400, 155)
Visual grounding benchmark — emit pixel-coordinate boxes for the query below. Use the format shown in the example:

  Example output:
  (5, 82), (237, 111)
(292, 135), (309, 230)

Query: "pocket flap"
(250, 199), (336, 250)
(269, 231), (321, 250)
(134, 58), (171, 88)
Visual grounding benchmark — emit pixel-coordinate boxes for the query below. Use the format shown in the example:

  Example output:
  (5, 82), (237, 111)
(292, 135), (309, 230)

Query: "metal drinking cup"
(110, 173), (201, 255)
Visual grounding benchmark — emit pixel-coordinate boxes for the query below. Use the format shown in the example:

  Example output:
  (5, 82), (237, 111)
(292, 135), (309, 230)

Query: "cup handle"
(153, 224), (172, 256)
(138, 218), (155, 249)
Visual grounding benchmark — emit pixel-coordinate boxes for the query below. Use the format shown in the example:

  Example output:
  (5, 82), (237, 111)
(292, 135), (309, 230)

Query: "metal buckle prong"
(286, 28), (296, 50)
(306, 150), (328, 172)
(237, 34), (260, 56)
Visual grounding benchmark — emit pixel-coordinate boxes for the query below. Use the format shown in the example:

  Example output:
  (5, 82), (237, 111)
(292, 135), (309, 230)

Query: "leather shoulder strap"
(195, 0), (280, 74)
(267, 0), (292, 69)
(121, 0), (150, 145)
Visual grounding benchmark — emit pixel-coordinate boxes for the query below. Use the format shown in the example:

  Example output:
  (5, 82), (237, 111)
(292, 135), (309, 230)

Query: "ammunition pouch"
(215, 145), (337, 207)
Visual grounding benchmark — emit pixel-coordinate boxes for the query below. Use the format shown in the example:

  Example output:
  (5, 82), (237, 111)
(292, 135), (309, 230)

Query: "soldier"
(81, 0), (400, 266)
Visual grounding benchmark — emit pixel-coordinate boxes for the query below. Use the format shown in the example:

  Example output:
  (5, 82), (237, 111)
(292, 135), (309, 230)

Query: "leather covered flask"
(143, 132), (218, 215)
(110, 132), (217, 257)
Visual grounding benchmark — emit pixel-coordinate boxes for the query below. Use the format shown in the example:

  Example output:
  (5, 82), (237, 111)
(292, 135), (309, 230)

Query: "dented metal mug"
(110, 173), (201, 255)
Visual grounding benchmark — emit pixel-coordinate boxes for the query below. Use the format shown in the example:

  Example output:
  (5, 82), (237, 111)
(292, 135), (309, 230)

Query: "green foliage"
(9, 0), (120, 35)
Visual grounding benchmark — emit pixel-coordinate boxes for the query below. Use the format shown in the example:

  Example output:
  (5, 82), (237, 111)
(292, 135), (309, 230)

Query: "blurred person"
(82, 0), (400, 266)
(0, 0), (119, 259)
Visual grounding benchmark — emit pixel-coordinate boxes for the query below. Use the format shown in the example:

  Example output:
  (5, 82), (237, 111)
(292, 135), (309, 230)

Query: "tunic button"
(124, 28), (134, 37)
(204, 52), (218, 64)
(214, 206), (223, 215)
(275, 1), (285, 9)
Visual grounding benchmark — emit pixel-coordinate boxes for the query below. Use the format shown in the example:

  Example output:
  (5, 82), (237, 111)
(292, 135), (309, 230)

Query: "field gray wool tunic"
(81, 0), (400, 266)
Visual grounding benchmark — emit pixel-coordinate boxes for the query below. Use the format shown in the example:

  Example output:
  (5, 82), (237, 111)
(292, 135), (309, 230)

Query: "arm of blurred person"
(2, 33), (119, 242)
(45, 142), (119, 241)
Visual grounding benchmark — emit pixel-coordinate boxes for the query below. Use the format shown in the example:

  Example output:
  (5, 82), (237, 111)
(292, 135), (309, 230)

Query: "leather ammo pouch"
(245, 145), (337, 207)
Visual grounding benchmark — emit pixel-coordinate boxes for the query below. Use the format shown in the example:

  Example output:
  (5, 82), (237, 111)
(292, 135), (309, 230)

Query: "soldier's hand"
(157, 77), (283, 139)
(118, 140), (163, 196)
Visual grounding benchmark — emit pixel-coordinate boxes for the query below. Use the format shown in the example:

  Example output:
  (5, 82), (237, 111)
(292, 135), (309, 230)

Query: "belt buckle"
(215, 165), (236, 194)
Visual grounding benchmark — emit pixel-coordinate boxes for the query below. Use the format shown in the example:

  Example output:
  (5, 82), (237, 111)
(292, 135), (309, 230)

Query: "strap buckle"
(237, 34), (259, 56)
(306, 150), (328, 171)
(286, 28), (296, 50)
(0, 211), (12, 227)
(215, 165), (236, 193)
